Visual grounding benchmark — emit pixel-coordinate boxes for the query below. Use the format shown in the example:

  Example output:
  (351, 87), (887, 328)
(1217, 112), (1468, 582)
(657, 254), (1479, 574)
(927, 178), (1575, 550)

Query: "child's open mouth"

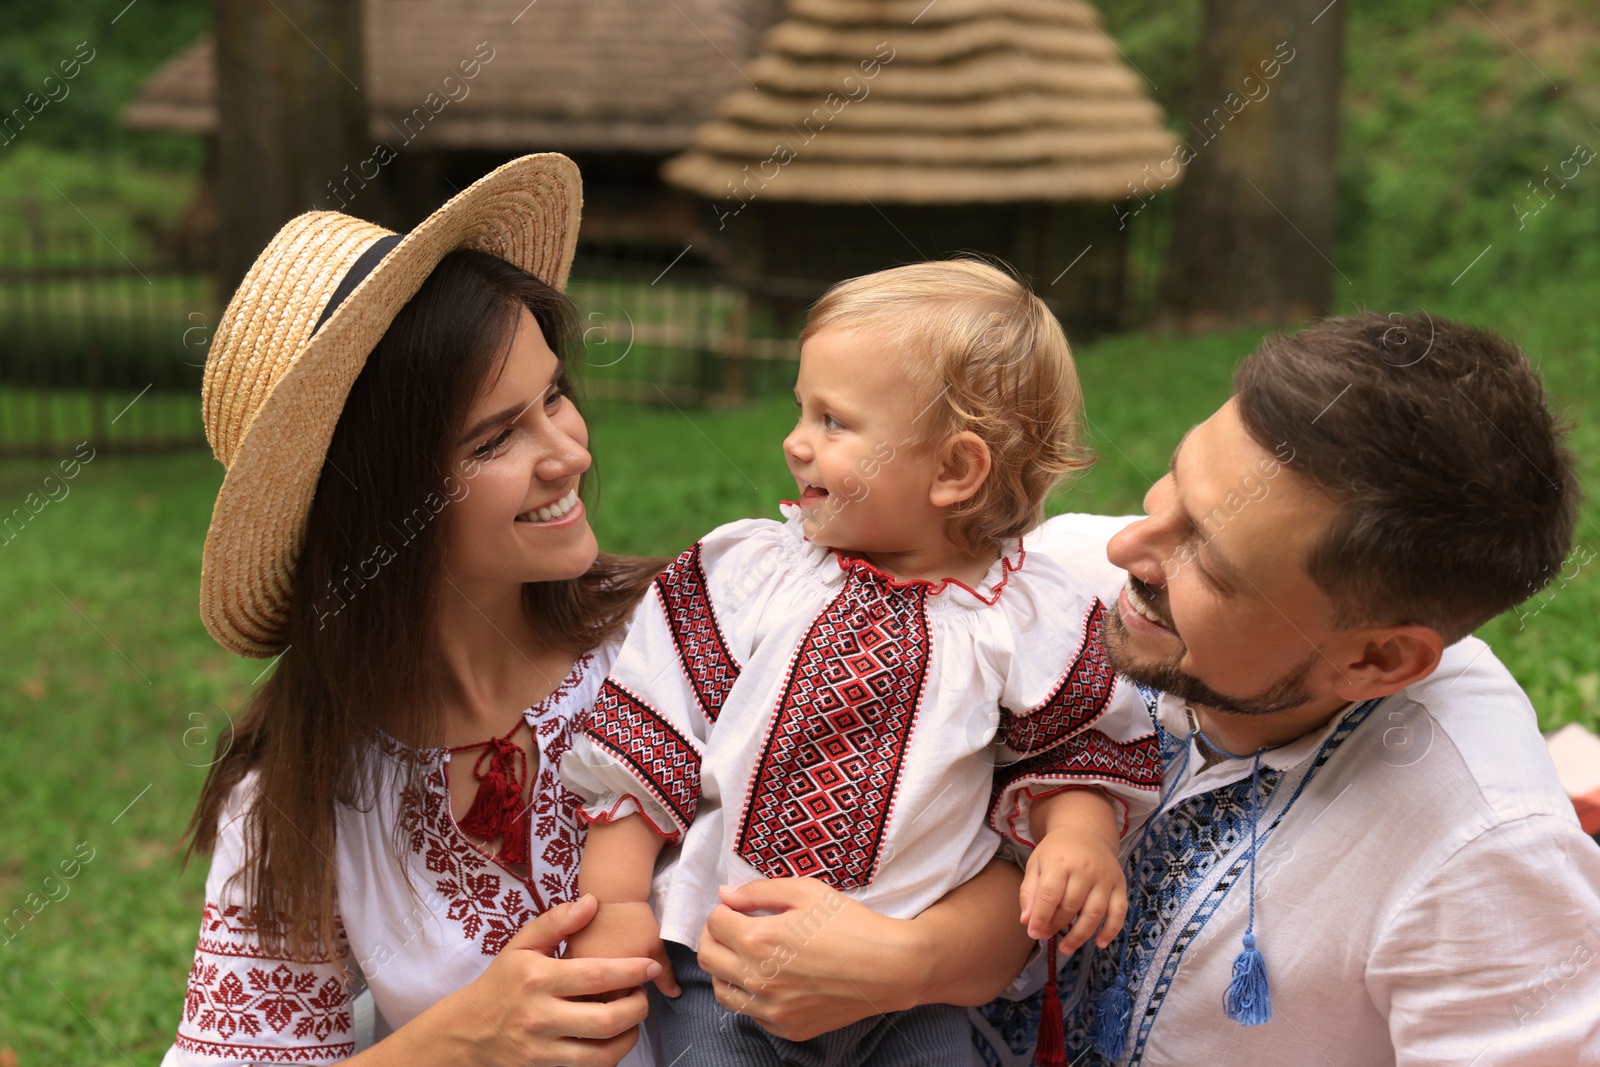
(799, 481), (828, 506)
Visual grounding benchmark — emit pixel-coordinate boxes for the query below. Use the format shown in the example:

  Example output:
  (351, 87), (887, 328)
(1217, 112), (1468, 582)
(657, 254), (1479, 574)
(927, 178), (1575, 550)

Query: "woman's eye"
(544, 384), (571, 411)
(472, 427), (513, 459)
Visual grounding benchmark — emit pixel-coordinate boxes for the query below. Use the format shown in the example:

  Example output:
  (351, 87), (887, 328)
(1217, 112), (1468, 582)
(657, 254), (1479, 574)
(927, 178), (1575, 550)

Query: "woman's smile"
(516, 486), (583, 524)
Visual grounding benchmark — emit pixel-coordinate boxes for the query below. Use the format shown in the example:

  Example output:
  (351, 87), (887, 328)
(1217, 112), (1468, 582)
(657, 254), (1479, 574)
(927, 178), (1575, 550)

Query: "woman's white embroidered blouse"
(161, 649), (652, 1066)
(561, 507), (1163, 949)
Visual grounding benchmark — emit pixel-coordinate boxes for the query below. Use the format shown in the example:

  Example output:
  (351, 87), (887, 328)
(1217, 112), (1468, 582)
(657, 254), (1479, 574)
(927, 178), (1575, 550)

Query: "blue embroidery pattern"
(971, 698), (1382, 1066)
(971, 988), (1048, 1067)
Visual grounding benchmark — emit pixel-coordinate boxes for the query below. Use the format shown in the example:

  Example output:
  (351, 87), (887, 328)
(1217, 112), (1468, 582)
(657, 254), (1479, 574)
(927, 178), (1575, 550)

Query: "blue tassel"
(1091, 972), (1132, 1060)
(1224, 932), (1272, 1025)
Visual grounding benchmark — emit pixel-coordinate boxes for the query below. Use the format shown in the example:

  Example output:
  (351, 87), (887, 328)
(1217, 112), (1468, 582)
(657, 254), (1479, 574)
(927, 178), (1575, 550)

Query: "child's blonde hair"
(801, 258), (1093, 554)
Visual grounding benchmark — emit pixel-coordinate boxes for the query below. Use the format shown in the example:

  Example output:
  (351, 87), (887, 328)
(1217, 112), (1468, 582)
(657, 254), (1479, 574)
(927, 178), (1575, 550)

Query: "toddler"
(561, 260), (1162, 1065)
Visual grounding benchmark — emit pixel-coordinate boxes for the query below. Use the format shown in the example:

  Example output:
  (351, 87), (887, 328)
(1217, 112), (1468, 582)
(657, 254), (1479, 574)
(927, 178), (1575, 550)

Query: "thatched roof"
(664, 0), (1181, 203)
(122, 0), (776, 153)
(123, 36), (214, 134)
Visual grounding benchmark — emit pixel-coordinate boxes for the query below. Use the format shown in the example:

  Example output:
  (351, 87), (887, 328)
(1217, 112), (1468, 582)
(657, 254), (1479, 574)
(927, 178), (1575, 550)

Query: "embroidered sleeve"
(163, 780), (356, 1066)
(561, 519), (795, 843)
(560, 538), (737, 841)
(990, 597), (1163, 848)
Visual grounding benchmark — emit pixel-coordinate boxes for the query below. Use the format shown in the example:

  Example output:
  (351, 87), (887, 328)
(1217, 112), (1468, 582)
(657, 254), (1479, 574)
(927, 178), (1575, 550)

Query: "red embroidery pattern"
(175, 902), (353, 1063)
(402, 776), (536, 957)
(528, 657), (592, 907)
(736, 570), (931, 890)
(656, 542), (740, 723)
(375, 656), (597, 957)
(1003, 598), (1116, 755)
(989, 729), (1163, 844)
(582, 678), (702, 836)
(994, 730), (1164, 799)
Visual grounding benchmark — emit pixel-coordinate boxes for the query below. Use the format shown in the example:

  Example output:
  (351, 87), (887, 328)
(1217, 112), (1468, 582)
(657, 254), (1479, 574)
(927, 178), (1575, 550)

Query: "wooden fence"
(0, 227), (214, 458)
(0, 236), (802, 459)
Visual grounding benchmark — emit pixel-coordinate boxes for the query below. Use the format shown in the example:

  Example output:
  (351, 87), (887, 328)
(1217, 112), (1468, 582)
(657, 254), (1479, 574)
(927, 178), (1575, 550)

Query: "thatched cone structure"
(664, 0), (1181, 334)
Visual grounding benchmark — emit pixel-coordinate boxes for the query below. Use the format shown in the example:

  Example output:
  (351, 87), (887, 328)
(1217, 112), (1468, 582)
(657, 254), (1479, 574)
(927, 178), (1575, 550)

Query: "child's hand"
(562, 900), (680, 998)
(1018, 822), (1128, 953)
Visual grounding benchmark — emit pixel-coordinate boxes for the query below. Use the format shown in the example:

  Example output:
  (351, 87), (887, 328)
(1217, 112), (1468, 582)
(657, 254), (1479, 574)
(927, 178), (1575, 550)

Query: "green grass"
(3, 276), (1597, 1061)
(0, 386), (203, 454)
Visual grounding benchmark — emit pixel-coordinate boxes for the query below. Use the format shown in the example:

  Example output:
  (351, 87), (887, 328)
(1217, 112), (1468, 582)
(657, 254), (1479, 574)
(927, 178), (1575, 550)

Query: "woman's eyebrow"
(459, 404), (527, 444)
(458, 362), (567, 444)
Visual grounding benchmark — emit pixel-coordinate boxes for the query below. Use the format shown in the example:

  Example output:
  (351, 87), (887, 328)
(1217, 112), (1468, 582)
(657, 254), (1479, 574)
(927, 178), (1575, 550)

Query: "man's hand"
(695, 879), (921, 1041)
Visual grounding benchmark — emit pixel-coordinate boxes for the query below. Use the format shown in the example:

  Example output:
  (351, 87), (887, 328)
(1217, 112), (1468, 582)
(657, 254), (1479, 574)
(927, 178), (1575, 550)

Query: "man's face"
(1104, 399), (1350, 717)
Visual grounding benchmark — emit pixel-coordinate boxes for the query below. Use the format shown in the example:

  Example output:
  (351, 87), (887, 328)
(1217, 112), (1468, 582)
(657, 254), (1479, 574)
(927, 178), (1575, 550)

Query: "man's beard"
(1104, 578), (1319, 717)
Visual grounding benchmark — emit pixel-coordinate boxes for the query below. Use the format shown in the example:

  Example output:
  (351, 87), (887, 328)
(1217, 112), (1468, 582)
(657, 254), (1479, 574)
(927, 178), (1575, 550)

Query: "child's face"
(783, 326), (945, 554)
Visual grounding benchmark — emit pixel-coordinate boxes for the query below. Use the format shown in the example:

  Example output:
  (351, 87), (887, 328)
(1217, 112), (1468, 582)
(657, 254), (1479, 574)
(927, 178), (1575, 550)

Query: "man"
(970, 311), (1600, 1065)
(696, 313), (1600, 1066)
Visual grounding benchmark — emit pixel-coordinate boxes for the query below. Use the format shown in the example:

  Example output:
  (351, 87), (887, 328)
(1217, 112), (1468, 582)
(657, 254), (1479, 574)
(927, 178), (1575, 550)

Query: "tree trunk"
(1159, 0), (1344, 327)
(212, 0), (368, 297)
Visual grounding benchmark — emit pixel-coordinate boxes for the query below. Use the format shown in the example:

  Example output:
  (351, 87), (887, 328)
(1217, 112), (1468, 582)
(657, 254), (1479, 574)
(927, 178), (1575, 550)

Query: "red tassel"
(455, 735), (529, 864)
(1035, 939), (1067, 1067)
(499, 799), (532, 867)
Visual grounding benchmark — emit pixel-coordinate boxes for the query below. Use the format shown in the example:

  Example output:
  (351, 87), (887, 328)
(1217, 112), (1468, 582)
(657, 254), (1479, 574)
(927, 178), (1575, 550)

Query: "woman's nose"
(534, 429), (591, 484)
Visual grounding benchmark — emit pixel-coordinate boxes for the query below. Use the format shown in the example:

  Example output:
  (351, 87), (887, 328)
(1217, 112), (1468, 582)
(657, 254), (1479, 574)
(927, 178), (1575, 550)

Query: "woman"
(165, 154), (1033, 1066)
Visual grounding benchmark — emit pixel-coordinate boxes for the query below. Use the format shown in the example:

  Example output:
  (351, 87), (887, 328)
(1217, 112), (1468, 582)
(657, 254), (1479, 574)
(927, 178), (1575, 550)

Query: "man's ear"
(928, 431), (991, 508)
(1329, 625), (1445, 702)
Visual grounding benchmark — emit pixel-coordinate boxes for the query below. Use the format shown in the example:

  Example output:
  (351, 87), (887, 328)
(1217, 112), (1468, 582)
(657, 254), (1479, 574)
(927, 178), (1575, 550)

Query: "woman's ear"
(928, 431), (991, 508)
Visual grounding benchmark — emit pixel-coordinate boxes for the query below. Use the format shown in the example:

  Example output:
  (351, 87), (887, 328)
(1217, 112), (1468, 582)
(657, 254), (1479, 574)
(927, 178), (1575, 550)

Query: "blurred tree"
(1159, 0), (1344, 326)
(212, 0), (366, 293)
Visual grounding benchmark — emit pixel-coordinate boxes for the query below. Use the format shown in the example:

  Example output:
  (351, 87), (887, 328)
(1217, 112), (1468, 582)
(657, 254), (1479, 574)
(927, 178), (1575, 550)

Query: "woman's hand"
(366, 894), (656, 1067)
(695, 860), (1034, 1041)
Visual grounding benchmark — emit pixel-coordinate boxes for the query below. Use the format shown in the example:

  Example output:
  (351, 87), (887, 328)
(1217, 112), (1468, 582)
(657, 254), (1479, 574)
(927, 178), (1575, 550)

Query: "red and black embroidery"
(583, 678), (702, 835)
(1003, 598), (1116, 755)
(656, 541), (740, 723)
(175, 902), (354, 1063)
(989, 729), (1163, 844)
(736, 570), (931, 890)
(994, 729), (1164, 799)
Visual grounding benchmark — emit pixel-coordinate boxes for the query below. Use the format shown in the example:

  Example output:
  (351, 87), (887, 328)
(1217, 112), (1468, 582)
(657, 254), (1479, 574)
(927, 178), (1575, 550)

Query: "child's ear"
(929, 431), (991, 508)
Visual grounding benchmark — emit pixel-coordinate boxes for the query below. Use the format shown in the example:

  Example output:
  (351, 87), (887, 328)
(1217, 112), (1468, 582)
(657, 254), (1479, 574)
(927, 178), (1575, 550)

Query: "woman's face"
(443, 307), (598, 588)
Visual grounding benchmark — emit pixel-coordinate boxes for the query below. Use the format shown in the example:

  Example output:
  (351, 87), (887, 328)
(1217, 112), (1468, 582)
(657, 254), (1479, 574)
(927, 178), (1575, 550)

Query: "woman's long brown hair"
(184, 249), (663, 960)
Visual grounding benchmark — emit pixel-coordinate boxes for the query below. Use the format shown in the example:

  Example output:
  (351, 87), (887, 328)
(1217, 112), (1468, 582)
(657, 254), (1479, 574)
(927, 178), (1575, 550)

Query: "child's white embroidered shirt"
(562, 505), (1163, 949)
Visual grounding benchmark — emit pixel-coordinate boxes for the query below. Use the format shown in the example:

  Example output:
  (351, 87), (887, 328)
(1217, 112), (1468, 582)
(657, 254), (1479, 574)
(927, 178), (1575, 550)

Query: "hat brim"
(200, 153), (582, 656)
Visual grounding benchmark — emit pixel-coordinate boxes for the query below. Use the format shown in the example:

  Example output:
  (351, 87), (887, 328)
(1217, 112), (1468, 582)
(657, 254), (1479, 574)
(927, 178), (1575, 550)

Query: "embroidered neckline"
(1076, 696), (1387, 1063)
(828, 540), (1024, 606)
(373, 653), (595, 764)
(436, 653), (596, 883)
(776, 498), (1025, 605)
(1170, 696), (1363, 776)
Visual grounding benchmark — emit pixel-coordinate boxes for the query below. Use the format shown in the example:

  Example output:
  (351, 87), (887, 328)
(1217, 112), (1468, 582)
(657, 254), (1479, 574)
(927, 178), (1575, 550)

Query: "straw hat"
(199, 153), (582, 657)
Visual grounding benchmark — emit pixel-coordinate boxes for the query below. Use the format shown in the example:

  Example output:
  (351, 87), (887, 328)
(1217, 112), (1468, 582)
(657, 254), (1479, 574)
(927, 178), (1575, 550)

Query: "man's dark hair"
(1234, 311), (1580, 643)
